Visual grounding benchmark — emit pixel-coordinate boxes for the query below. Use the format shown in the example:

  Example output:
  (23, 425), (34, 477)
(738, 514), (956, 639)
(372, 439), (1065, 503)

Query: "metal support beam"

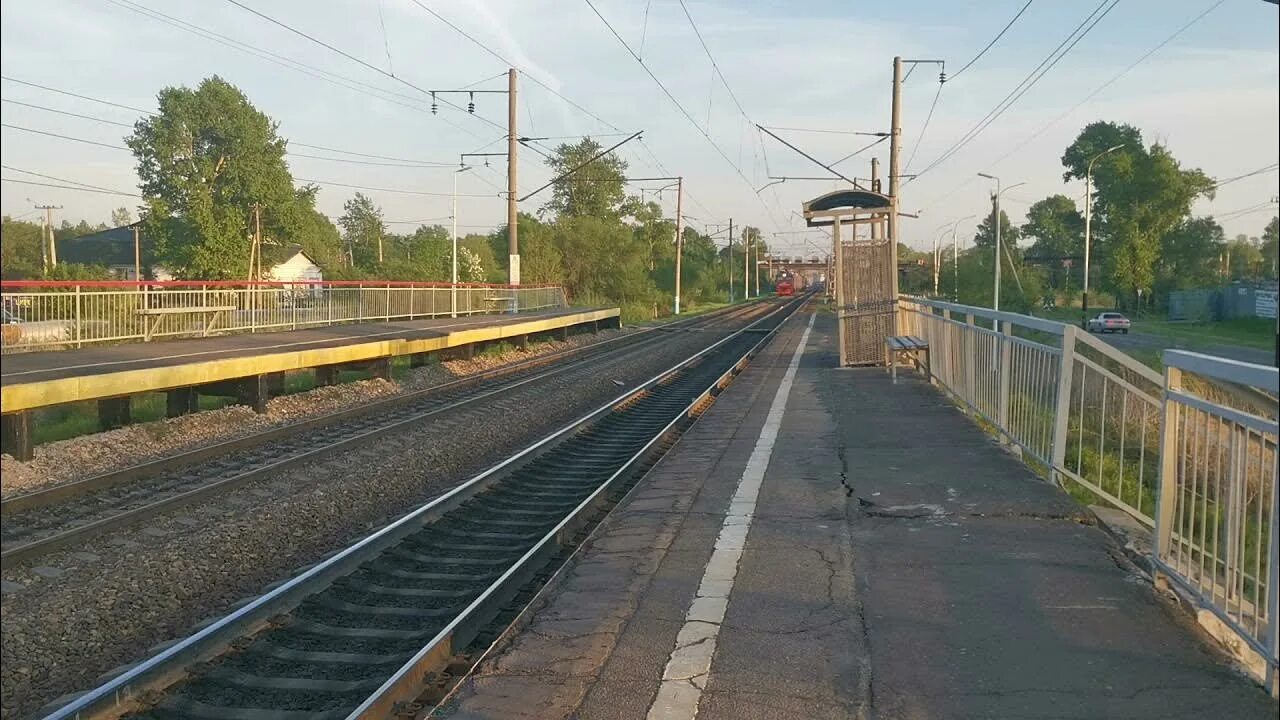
(166, 388), (199, 418)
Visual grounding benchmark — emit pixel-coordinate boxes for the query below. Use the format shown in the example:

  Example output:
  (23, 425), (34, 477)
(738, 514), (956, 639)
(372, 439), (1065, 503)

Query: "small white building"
(263, 243), (324, 285)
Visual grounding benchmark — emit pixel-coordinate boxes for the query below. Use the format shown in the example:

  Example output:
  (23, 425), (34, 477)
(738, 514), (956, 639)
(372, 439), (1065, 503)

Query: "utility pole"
(249, 203), (263, 281)
(507, 68), (520, 286)
(993, 189), (1001, 311)
(870, 158), (882, 240)
(888, 56), (903, 305)
(747, 233), (757, 294)
(1082, 144), (1124, 326)
(673, 177), (684, 314)
(728, 218), (734, 303)
(743, 227), (751, 299)
(132, 225), (141, 281)
(36, 204), (61, 273)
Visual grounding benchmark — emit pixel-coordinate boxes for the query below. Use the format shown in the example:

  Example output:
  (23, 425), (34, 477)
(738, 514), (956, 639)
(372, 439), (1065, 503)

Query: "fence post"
(1051, 324), (1077, 484)
(74, 285), (83, 348)
(1152, 362), (1182, 589)
(998, 319), (1013, 442)
(964, 313), (977, 407)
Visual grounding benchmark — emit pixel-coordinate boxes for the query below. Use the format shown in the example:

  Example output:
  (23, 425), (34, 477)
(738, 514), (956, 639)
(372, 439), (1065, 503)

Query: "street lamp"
(977, 174), (1027, 311)
(451, 165), (473, 318)
(1081, 144), (1125, 327)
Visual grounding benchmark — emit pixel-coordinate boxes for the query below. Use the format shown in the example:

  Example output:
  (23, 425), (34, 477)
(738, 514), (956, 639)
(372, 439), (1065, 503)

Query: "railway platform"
(443, 308), (1277, 719)
(0, 306), (617, 461)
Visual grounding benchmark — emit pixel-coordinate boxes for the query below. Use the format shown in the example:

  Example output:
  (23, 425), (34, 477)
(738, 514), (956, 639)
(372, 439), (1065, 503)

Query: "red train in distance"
(775, 279), (795, 297)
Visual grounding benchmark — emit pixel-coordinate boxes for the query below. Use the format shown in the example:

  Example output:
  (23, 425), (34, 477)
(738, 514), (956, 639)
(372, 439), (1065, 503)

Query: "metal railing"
(1156, 351), (1278, 686)
(0, 281), (569, 353)
(899, 297), (1277, 689)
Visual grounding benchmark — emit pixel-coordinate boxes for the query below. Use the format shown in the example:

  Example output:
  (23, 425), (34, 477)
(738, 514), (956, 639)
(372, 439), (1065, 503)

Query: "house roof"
(260, 243), (315, 266)
(56, 225), (138, 266)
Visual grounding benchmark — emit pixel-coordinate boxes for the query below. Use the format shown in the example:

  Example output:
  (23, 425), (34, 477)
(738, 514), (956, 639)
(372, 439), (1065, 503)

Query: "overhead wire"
(920, 0), (1225, 211)
(1, 77), (466, 166)
(2, 178), (141, 197)
(911, 0), (1119, 184)
(584, 0), (787, 232)
(222, 0), (504, 133)
(1210, 162), (1279, 190)
(949, 0), (1036, 81)
(2, 165), (142, 196)
(103, 0), (453, 121)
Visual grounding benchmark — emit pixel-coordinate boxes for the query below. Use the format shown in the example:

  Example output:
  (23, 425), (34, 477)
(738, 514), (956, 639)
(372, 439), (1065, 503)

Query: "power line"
(1, 75), (152, 115)
(904, 81), (943, 173)
(294, 176), (498, 198)
(2, 178), (140, 197)
(760, 126), (886, 137)
(1, 165), (141, 196)
(222, 0), (504, 132)
(912, 0), (1118, 183)
(1215, 200), (1278, 220)
(2, 77), (466, 167)
(949, 0), (1036, 80)
(1211, 162), (1279, 190)
(1, 99), (134, 127)
(583, 0), (787, 232)
(921, 0), (1226, 211)
(1, 123), (128, 151)
(103, 0), (460, 123)
(406, 0), (753, 225)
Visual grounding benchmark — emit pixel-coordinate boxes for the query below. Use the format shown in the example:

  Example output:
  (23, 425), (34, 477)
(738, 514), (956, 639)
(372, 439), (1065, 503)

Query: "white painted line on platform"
(646, 312), (814, 720)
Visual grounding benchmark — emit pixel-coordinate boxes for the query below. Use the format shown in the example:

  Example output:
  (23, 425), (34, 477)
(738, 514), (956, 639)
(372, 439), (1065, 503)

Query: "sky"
(1, 0), (1277, 259)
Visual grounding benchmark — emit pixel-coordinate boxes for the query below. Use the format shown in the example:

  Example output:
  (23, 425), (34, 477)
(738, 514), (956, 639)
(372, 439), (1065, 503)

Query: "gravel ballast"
(0, 320), (753, 719)
(0, 330), (624, 499)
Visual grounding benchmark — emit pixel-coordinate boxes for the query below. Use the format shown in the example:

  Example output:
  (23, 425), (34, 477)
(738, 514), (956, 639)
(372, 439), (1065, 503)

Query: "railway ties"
(1, 302), (774, 566)
(43, 296), (808, 720)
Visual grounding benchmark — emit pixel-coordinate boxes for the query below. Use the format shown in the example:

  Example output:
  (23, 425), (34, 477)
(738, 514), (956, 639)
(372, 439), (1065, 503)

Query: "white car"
(1087, 312), (1131, 334)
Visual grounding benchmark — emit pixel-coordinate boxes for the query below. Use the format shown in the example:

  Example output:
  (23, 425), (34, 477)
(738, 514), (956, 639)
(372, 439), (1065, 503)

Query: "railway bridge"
(0, 287), (1276, 720)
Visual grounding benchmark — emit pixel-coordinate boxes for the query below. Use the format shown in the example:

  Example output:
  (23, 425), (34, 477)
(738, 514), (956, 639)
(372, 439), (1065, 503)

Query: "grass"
(1131, 317), (1275, 350)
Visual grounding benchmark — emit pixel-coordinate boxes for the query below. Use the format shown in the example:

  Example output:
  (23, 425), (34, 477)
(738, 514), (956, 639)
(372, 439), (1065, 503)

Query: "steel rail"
(1, 303), (770, 564)
(40, 294), (806, 720)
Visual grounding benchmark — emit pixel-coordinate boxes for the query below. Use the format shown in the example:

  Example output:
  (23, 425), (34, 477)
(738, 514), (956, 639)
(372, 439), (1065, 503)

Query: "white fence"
(1, 281), (569, 354)
(899, 297), (1277, 690)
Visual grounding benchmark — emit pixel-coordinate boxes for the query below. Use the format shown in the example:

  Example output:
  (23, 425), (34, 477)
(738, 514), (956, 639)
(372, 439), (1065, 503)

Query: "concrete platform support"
(315, 365), (340, 387)
(409, 352), (433, 368)
(98, 396), (132, 431)
(513, 334), (529, 351)
(1, 411), (33, 462)
(266, 372), (286, 395)
(236, 375), (269, 414)
(363, 357), (392, 380)
(166, 388), (199, 418)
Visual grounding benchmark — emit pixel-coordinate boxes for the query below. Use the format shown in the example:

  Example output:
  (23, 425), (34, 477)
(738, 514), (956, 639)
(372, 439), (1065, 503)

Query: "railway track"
(40, 294), (807, 720)
(0, 302), (771, 564)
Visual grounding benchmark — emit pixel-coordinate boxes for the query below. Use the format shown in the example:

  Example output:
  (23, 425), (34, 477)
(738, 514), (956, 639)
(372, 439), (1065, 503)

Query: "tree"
(1261, 216), (1278, 280)
(268, 185), (344, 270)
(1155, 217), (1223, 300)
(1021, 194), (1083, 292)
(543, 138), (628, 219)
(972, 201), (1020, 250)
(111, 207), (134, 227)
(1061, 121), (1213, 307)
(1223, 234), (1263, 281)
(338, 193), (385, 268)
(1, 216), (45, 279)
(127, 76), (295, 278)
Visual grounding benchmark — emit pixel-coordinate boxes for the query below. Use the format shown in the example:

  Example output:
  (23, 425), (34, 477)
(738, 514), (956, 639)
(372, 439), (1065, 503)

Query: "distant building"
(56, 227), (323, 284)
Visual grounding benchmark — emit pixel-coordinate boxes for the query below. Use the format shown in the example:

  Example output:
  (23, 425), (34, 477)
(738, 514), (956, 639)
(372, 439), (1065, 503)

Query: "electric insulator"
(939, 71), (947, 83)
(468, 92), (475, 113)
(431, 91), (438, 115)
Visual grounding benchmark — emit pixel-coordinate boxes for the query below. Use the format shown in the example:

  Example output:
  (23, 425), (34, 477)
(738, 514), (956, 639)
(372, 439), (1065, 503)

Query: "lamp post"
(451, 165), (472, 318)
(1082, 144), (1125, 327)
(977, 174), (1026, 311)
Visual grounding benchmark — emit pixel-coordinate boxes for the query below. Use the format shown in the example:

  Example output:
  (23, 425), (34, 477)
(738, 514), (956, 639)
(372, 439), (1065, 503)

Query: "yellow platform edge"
(1, 308), (620, 413)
